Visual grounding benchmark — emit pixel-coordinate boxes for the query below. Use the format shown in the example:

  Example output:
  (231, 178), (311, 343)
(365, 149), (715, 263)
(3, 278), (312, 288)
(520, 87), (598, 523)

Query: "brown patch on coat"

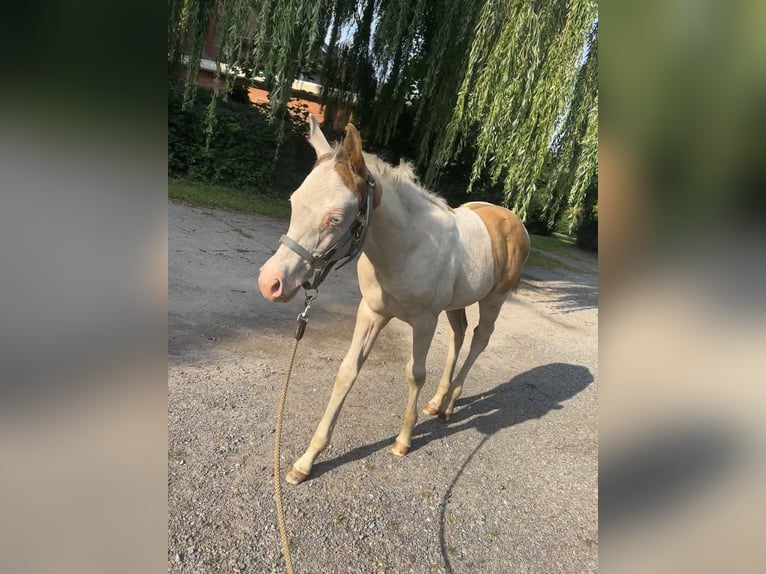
(333, 159), (364, 198)
(342, 124), (366, 175)
(310, 124), (383, 208)
(333, 158), (383, 209)
(462, 202), (530, 293)
(333, 123), (382, 208)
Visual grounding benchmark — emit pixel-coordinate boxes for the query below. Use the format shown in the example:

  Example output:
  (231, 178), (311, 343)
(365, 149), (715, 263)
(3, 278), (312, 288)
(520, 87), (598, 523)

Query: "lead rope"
(273, 291), (315, 574)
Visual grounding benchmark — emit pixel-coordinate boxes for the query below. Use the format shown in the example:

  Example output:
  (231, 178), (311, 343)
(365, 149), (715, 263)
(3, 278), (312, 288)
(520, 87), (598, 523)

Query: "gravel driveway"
(168, 201), (598, 573)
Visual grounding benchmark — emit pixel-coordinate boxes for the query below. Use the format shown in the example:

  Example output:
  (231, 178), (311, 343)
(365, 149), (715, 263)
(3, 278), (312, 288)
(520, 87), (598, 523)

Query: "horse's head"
(258, 115), (379, 302)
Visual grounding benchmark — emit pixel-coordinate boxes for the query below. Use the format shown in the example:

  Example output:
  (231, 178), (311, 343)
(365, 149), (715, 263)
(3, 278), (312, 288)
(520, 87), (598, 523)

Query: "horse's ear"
(307, 114), (332, 157)
(342, 123), (366, 176)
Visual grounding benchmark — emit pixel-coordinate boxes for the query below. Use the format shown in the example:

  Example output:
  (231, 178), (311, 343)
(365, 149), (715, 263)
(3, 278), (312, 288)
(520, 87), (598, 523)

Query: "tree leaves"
(170, 0), (598, 219)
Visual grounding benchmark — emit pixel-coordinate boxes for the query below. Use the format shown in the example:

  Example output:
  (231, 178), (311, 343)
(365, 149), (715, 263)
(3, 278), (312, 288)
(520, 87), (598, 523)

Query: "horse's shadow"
(309, 362), (594, 480)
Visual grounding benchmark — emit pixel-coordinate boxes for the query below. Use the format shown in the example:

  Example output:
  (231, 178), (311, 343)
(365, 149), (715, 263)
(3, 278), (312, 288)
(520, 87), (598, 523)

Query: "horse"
(258, 116), (530, 485)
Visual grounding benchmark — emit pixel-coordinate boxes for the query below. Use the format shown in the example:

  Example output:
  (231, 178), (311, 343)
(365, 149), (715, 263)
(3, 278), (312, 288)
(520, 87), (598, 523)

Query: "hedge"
(168, 81), (309, 193)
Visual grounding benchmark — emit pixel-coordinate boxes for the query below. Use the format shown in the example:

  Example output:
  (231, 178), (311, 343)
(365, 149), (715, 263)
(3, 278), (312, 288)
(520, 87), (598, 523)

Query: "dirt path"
(168, 201), (598, 573)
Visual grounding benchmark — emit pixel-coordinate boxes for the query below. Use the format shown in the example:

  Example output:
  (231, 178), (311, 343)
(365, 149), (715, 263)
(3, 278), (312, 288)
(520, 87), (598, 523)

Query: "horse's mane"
(361, 152), (450, 212)
(327, 142), (449, 211)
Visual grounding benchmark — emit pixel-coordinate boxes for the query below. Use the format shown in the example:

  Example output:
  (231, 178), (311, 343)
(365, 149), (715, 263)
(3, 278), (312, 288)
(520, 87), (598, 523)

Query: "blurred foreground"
(601, 0), (766, 571)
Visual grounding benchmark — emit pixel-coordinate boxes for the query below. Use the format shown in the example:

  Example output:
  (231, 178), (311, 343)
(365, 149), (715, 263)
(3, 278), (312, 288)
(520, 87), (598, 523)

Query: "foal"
(258, 117), (529, 484)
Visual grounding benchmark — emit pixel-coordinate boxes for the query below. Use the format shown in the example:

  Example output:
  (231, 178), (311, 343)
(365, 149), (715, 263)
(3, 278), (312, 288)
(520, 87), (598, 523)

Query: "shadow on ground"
(303, 362), (593, 572)
(309, 362), (593, 479)
(521, 275), (598, 314)
(436, 362), (594, 573)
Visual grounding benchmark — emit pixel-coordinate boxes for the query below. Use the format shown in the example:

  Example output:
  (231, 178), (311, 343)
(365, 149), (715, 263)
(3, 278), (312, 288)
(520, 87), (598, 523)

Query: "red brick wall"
(196, 70), (325, 123)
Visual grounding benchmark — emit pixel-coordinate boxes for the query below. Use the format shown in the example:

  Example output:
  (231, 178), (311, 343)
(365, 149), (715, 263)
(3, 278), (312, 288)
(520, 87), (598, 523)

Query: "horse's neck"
(362, 176), (446, 272)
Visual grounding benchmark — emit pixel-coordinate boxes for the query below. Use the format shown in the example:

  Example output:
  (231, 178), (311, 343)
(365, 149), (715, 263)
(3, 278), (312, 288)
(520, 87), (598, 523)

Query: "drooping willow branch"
(170, 0), (598, 218)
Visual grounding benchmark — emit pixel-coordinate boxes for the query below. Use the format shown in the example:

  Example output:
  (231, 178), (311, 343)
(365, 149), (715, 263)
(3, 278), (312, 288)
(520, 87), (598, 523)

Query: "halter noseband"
(279, 173), (376, 291)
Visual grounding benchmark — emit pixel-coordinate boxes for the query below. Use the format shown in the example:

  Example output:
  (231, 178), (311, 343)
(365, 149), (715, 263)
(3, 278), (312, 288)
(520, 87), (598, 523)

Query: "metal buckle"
(295, 289), (317, 340)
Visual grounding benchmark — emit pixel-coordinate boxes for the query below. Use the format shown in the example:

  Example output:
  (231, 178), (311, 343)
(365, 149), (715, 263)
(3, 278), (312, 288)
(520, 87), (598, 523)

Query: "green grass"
(528, 232), (594, 273)
(529, 234), (581, 273)
(529, 233), (576, 254)
(526, 250), (581, 273)
(169, 178), (290, 219)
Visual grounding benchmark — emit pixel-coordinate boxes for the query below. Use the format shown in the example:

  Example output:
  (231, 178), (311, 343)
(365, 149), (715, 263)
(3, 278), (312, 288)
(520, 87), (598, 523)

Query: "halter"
(279, 173), (376, 291)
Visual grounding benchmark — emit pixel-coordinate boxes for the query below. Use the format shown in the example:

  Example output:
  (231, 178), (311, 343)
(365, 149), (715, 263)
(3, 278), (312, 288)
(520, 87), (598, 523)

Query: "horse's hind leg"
(440, 293), (506, 421)
(424, 309), (467, 416)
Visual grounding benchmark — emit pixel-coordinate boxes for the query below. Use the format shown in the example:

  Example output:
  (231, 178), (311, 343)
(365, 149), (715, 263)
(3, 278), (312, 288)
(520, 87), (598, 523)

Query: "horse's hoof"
(438, 411), (452, 423)
(285, 466), (309, 485)
(391, 441), (410, 457)
(423, 402), (439, 416)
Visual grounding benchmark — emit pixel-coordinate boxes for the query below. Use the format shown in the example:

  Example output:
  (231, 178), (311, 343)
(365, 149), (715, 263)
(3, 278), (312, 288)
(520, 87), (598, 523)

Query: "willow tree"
(430, 3), (598, 224)
(169, 0), (598, 224)
(168, 0), (331, 123)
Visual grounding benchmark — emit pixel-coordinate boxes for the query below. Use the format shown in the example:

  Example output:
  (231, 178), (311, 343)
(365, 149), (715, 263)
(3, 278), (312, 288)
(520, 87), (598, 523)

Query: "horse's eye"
(329, 216), (342, 226)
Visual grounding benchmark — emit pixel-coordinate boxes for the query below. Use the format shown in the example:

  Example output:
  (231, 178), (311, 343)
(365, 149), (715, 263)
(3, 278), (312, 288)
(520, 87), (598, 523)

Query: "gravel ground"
(168, 201), (598, 573)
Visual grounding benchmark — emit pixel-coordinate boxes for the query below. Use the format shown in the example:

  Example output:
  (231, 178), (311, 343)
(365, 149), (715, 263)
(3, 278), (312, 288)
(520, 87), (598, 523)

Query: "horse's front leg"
(286, 299), (390, 485)
(392, 313), (438, 456)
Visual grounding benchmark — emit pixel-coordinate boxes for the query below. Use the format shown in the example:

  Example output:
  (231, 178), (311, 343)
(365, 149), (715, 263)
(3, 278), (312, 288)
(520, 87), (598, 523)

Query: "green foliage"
(574, 205), (598, 252)
(171, 0), (328, 139)
(168, 81), (309, 191)
(570, 174), (598, 252)
(227, 83), (251, 104)
(435, 4), (597, 220)
(169, 0), (598, 245)
(523, 194), (559, 236)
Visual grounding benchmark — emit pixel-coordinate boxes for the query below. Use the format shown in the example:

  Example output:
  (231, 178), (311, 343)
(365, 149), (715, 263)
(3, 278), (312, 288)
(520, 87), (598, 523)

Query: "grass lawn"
(527, 233), (593, 273)
(529, 233), (576, 254)
(526, 250), (581, 273)
(169, 178), (290, 219)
